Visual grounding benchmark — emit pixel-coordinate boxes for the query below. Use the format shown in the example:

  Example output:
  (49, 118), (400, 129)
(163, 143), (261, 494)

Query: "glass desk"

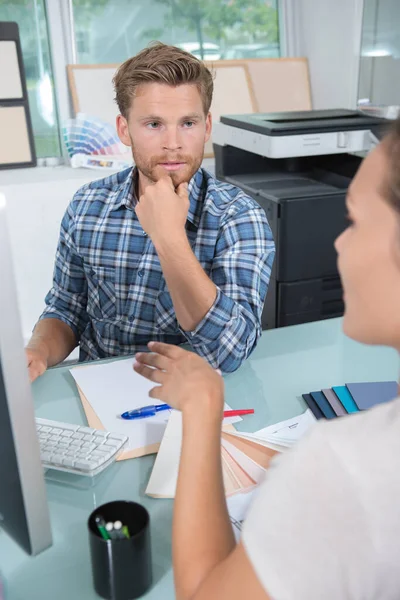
(0, 318), (398, 599)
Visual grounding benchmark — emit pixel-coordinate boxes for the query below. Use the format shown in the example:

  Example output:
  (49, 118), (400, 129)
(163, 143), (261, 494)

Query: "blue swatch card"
(346, 381), (398, 410)
(332, 386), (359, 414)
(310, 391), (336, 419)
(302, 394), (324, 420)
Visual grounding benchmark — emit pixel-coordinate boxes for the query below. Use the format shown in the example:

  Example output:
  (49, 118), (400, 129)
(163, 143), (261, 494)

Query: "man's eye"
(184, 121), (194, 128)
(147, 122), (160, 129)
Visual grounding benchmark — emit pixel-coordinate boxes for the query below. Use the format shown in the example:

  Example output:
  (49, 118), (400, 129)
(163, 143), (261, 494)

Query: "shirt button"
(138, 270), (144, 278)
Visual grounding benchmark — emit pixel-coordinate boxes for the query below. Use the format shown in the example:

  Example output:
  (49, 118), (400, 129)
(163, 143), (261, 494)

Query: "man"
(26, 42), (274, 381)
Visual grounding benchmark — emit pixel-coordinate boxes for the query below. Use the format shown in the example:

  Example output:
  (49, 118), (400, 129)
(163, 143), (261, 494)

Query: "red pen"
(223, 409), (254, 418)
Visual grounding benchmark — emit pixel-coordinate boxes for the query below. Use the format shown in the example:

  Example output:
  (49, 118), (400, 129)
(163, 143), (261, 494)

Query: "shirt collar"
(110, 166), (205, 230)
(110, 167), (136, 213)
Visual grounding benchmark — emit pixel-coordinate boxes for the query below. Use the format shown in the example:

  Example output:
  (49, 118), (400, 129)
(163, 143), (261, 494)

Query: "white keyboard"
(36, 418), (128, 477)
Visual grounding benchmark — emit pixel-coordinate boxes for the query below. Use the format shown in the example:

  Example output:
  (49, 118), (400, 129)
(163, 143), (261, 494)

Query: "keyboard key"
(78, 427), (95, 435)
(50, 428), (63, 435)
(108, 433), (128, 441)
(75, 460), (92, 470)
(41, 452), (53, 462)
(51, 454), (64, 464)
(60, 430), (73, 438)
(95, 445), (111, 454)
(40, 426), (52, 433)
(105, 439), (121, 448)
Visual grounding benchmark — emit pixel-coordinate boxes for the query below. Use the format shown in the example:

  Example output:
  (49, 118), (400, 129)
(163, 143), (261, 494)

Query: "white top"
(242, 398), (400, 600)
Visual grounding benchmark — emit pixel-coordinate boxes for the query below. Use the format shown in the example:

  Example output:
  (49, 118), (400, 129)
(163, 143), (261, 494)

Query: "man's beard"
(130, 139), (203, 188)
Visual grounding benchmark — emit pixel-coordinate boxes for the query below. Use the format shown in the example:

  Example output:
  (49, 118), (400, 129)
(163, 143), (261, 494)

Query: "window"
(358, 0), (400, 107)
(71, 0), (280, 64)
(0, 0), (61, 157)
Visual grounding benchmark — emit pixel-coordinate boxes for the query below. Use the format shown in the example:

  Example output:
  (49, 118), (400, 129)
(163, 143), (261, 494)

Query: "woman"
(134, 118), (400, 599)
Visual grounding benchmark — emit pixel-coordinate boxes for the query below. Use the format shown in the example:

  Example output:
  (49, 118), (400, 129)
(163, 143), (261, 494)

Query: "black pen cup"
(88, 500), (152, 600)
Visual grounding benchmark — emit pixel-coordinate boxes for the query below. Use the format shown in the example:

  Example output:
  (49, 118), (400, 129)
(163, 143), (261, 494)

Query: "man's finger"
(176, 182), (188, 200)
(135, 351), (170, 371)
(147, 341), (183, 359)
(133, 362), (165, 384)
(156, 175), (174, 190)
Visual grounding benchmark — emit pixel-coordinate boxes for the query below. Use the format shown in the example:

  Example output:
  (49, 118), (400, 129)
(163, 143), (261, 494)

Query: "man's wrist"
(152, 228), (189, 255)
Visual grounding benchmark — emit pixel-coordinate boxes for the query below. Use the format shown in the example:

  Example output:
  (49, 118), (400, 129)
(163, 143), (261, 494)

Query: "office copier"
(213, 109), (389, 329)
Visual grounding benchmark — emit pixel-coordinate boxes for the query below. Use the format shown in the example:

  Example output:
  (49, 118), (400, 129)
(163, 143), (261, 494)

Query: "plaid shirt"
(40, 167), (274, 372)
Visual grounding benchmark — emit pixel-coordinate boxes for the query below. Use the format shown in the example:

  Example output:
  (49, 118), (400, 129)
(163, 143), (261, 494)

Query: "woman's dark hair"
(386, 117), (400, 213)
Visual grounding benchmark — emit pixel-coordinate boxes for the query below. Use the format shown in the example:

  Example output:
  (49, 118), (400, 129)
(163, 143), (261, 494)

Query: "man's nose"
(162, 127), (182, 151)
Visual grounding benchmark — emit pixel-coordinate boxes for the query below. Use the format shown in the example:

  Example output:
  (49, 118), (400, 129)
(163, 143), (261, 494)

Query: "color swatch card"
(346, 381), (398, 410)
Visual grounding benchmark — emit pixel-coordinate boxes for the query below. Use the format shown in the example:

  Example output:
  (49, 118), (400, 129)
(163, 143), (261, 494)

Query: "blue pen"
(121, 403), (171, 420)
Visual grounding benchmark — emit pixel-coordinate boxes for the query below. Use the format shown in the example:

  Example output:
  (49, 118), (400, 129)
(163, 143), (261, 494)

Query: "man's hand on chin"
(135, 176), (189, 246)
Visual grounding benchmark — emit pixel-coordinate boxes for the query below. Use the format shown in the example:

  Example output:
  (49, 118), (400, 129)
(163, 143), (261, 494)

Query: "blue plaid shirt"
(40, 167), (274, 372)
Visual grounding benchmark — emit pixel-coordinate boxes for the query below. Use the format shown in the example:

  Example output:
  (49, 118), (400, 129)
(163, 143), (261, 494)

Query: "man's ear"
(204, 112), (212, 144)
(116, 114), (132, 147)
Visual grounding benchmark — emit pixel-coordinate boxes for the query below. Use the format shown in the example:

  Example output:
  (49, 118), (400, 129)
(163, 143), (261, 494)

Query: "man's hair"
(113, 42), (214, 119)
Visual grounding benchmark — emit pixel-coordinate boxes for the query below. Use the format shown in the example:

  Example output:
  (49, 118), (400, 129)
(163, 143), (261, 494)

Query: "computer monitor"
(0, 192), (52, 555)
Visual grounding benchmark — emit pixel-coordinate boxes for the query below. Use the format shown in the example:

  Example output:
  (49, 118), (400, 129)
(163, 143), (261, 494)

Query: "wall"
(0, 167), (110, 345)
(285, 0), (364, 110)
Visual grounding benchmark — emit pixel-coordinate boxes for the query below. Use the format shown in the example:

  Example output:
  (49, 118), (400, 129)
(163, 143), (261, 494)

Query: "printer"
(213, 109), (389, 329)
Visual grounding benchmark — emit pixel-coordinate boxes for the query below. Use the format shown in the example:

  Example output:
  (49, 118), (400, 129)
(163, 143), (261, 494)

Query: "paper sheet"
(71, 359), (171, 453)
(227, 489), (257, 542)
(247, 409), (317, 447)
(145, 410), (182, 498)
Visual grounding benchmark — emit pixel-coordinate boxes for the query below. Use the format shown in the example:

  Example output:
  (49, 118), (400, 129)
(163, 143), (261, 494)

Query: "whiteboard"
(245, 58), (311, 112)
(203, 63), (256, 156)
(67, 64), (119, 127)
(0, 106), (32, 164)
(0, 40), (23, 100)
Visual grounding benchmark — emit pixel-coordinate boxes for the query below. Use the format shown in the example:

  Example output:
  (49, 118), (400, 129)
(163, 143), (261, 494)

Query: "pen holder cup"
(88, 500), (152, 600)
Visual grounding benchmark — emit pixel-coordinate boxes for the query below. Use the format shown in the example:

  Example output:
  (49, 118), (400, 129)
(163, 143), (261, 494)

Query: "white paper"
(146, 410), (182, 497)
(70, 358), (171, 452)
(227, 489), (256, 542)
(251, 409), (316, 447)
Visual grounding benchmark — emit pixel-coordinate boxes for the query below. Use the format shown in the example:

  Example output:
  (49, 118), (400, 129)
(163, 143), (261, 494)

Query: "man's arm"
(154, 231), (217, 331)
(26, 201), (89, 381)
(26, 319), (77, 382)
(136, 177), (275, 372)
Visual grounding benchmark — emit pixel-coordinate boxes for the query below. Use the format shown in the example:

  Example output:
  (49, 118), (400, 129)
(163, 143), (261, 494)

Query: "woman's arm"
(134, 343), (270, 600)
